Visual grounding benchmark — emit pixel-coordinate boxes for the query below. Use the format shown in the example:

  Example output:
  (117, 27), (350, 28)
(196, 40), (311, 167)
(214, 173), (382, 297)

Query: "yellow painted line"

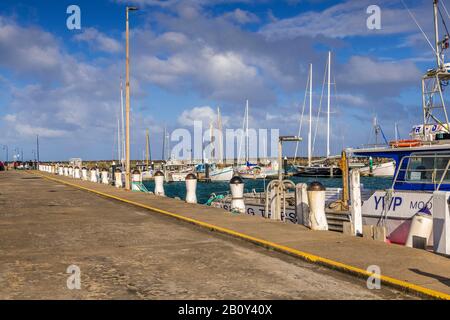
(32, 171), (450, 300)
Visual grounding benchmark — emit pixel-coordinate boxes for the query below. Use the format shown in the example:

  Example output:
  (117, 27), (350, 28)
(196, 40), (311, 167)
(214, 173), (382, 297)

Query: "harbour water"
(143, 176), (392, 204)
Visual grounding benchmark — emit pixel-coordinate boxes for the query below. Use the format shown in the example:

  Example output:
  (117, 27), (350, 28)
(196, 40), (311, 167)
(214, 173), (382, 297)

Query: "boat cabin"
(351, 145), (450, 192)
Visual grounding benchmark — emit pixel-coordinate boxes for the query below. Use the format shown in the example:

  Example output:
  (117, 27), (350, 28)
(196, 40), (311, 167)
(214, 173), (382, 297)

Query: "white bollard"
(114, 168), (123, 188)
(81, 167), (88, 181)
(90, 167), (98, 183)
(131, 169), (142, 191)
(406, 213), (433, 249)
(295, 183), (309, 226)
(74, 166), (81, 179)
(154, 170), (165, 196)
(433, 191), (450, 255)
(350, 169), (363, 236)
(230, 176), (245, 214)
(101, 168), (109, 185)
(63, 166), (69, 176)
(185, 173), (197, 203)
(68, 166), (73, 177)
(307, 182), (328, 231)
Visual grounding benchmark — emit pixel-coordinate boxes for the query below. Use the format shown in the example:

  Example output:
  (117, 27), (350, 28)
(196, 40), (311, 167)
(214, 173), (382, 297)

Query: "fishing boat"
(357, 118), (395, 177)
(210, 0), (450, 247)
(195, 162), (234, 181)
(237, 161), (278, 179)
(359, 159), (395, 177)
(164, 159), (196, 182)
(348, 0), (450, 244)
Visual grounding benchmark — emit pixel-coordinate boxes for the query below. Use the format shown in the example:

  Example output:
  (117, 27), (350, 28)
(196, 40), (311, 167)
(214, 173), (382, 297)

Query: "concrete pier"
(1, 171), (449, 299)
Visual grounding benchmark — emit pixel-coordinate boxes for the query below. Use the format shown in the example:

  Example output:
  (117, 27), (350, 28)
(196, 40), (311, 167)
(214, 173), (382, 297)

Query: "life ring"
(389, 139), (422, 148)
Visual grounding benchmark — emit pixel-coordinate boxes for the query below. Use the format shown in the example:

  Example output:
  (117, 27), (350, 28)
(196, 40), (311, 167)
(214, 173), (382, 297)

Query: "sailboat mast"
(209, 120), (214, 161)
(145, 128), (150, 167)
(117, 118), (121, 162)
(120, 79), (125, 166)
(308, 64), (312, 167)
(217, 107), (223, 164)
(246, 99), (249, 163)
(327, 51), (331, 158)
(162, 126), (166, 161)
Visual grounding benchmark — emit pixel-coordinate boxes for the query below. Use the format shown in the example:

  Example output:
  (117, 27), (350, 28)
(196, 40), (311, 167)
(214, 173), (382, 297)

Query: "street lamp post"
(125, 6), (138, 190)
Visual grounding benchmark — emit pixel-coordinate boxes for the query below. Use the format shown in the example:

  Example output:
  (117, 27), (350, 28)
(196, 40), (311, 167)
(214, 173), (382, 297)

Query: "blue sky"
(0, 0), (443, 161)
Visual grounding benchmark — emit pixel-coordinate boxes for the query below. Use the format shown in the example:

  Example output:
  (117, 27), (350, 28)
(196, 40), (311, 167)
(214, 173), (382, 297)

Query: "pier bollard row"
(114, 168), (123, 188)
(307, 182), (328, 231)
(230, 176), (245, 214)
(90, 167), (98, 183)
(154, 170), (165, 196)
(131, 169), (142, 191)
(101, 168), (109, 184)
(74, 166), (81, 179)
(81, 167), (88, 181)
(185, 173), (197, 203)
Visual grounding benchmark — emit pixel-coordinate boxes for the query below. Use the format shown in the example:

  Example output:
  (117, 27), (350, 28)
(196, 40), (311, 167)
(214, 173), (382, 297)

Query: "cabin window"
(405, 155), (450, 183)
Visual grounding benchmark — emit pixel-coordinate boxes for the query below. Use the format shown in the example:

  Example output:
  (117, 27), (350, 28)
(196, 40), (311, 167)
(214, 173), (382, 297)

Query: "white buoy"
(81, 167), (88, 181)
(230, 176), (245, 214)
(74, 166), (81, 179)
(101, 168), (109, 184)
(68, 166), (73, 177)
(185, 173), (197, 203)
(307, 182), (328, 231)
(131, 169), (142, 191)
(154, 170), (165, 196)
(114, 168), (123, 188)
(90, 167), (98, 183)
(405, 213), (433, 248)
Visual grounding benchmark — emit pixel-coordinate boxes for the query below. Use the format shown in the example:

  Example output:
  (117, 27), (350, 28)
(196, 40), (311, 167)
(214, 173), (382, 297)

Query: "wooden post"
(340, 150), (349, 210)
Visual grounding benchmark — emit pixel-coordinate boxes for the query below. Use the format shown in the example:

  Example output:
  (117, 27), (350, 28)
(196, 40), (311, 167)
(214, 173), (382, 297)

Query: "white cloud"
(74, 28), (122, 53)
(178, 106), (230, 127)
(223, 8), (260, 24)
(338, 56), (421, 85)
(260, 0), (426, 39)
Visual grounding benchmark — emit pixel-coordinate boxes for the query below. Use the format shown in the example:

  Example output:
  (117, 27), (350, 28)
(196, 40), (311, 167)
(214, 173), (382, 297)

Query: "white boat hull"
(210, 167), (234, 181)
(211, 188), (433, 245)
(359, 161), (395, 177)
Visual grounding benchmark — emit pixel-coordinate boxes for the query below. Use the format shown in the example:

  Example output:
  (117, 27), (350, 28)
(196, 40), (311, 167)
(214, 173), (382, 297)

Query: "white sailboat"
(295, 54), (341, 177)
